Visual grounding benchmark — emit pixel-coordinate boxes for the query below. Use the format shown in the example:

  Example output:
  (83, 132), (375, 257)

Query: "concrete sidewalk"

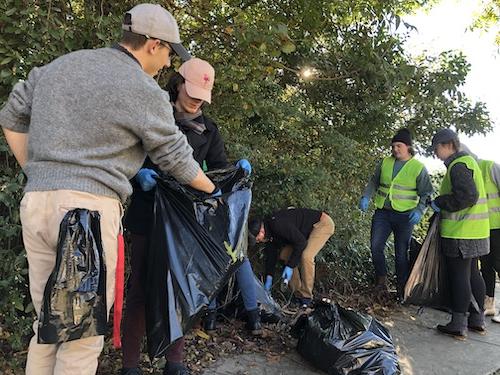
(203, 293), (500, 375)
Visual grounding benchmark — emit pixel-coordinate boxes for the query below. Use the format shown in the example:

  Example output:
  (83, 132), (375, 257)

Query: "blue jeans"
(208, 257), (257, 311)
(370, 209), (414, 289)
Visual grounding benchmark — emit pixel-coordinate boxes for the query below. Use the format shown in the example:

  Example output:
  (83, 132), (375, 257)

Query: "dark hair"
(120, 30), (148, 50)
(165, 72), (185, 103)
(248, 217), (263, 237)
(444, 138), (461, 152)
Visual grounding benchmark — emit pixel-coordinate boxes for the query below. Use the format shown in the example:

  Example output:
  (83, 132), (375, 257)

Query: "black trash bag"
(218, 272), (283, 324)
(403, 215), (450, 310)
(409, 237), (422, 272)
(145, 167), (250, 359)
(292, 301), (400, 375)
(38, 209), (107, 344)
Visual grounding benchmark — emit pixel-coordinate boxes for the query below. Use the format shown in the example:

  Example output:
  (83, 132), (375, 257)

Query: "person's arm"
(188, 168), (216, 193)
(435, 163), (478, 212)
(271, 221), (307, 268)
(491, 161), (500, 190)
(415, 167), (434, 214)
(264, 244), (279, 279)
(362, 161), (382, 199)
(0, 67), (45, 168)
(2, 128), (28, 168)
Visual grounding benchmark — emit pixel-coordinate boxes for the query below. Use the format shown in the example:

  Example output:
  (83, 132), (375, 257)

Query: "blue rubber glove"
(408, 210), (422, 225)
(281, 266), (293, 283)
(358, 196), (369, 212)
(236, 159), (252, 175)
(264, 275), (273, 291)
(136, 168), (158, 191)
(211, 189), (222, 198)
(430, 201), (441, 213)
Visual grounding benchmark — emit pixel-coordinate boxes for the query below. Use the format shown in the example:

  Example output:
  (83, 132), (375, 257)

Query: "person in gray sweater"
(0, 4), (216, 375)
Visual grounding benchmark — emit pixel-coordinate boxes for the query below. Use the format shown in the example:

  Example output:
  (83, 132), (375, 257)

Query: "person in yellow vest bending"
(359, 128), (433, 299)
(477, 158), (500, 322)
(429, 128), (490, 339)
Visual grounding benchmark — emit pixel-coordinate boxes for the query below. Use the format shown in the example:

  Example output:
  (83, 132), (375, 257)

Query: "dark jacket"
(436, 151), (489, 258)
(124, 114), (228, 235)
(263, 208), (323, 276)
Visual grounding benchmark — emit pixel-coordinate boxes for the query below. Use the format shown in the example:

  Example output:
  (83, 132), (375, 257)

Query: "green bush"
(0, 0), (491, 362)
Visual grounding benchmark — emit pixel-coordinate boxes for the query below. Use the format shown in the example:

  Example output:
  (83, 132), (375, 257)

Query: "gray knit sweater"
(0, 47), (199, 202)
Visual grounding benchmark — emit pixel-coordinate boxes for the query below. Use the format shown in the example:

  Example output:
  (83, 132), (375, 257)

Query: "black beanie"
(391, 128), (412, 146)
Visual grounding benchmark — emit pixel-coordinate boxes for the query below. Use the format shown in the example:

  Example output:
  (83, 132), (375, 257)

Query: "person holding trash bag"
(460, 145), (500, 321)
(248, 207), (335, 307)
(358, 128), (433, 300)
(478, 158), (500, 321)
(121, 57), (259, 375)
(0, 4), (218, 375)
(429, 128), (490, 339)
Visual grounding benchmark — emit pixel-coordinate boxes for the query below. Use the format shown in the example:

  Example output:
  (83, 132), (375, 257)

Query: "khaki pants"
(279, 213), (335, 299)
(20, 190), (122, 375)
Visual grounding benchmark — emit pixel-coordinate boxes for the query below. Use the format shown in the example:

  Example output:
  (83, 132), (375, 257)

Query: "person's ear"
(146, 39), (161, 54)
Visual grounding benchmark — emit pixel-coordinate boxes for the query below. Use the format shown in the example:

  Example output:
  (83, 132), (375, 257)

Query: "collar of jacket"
(445, 151), (467, 168)
(111, 43), (142, 68)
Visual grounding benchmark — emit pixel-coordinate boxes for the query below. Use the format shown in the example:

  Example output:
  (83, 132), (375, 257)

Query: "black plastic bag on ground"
(38, 209), (107, 344)
(145, 167), (250, 359)
(291, 301), (400, 375)
(404, 215), (450, 310)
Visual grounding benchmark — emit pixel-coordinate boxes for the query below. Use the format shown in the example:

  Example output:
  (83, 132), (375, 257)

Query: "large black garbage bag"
(292, 301), (400, 375)
(145, 167), (250, 359)
(404, 215), (450, 310)
(38, 209), (107, 344)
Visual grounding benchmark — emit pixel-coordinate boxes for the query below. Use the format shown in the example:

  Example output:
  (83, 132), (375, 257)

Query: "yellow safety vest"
(375, 157), (424, 212)
(439, 155), (489, 239)
(478, 159), (500, 230)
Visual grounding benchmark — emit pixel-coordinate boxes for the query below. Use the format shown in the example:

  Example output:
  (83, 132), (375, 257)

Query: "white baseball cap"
(122, 4), (191, 61)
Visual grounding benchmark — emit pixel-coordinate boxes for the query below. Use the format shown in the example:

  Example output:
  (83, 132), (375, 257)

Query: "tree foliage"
(472, 0), (500, 44)
(0, 0), (493, 358)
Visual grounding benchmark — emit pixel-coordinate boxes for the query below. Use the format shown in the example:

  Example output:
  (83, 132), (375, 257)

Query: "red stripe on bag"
(113, 233), (125, 348)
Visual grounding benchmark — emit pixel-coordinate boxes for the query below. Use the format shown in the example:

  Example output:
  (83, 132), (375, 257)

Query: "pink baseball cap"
(178, 58), (215, 104)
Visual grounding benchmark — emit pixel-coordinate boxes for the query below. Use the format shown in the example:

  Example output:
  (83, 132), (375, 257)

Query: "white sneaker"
(484, 296), (496, 316)
(491, 314), (500, 323)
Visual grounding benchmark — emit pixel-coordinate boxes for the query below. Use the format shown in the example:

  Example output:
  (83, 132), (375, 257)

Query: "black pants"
(446, 256), (485, 313)
(480, 229), (500, 297)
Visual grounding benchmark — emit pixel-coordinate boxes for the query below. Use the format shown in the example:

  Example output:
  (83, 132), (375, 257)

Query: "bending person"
(249, 208), (335, 307)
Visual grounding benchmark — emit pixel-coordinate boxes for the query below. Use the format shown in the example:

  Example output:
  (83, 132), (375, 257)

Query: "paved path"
(203, 289), (500, 375)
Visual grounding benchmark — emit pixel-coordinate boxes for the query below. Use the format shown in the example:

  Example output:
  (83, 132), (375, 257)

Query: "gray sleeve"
(0, 67), (44, 133)
(415, 166), (434, 214)
(362, 161), (382, 199)
(491, 162), (500, 188)
(139, 89), (199, 184)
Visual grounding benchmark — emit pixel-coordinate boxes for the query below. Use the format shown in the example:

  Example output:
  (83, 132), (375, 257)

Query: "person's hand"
(264, 275), (273, 292)
(136, 168), (158, 191)
(430, 200), (441, 213)
(408, 210), (422, 225)
(358, 196), (369, 212)
(236, 159), (252, 175)
(281, 266), (293, 283)
(211, 188), (222, 198)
